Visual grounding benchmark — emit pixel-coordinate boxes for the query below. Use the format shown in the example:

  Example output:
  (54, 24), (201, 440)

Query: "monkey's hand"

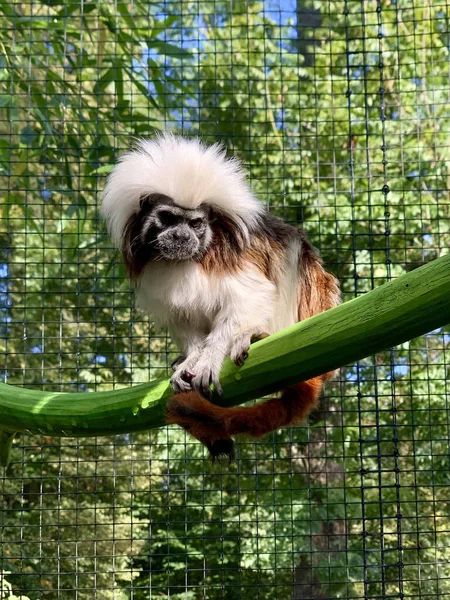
(230, 327), (270, 367)
(170, 352), (201, 394)
(190, 355), (223, 400)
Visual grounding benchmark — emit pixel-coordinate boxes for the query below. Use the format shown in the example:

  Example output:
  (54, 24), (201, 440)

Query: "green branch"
(0, 254), (449, 464)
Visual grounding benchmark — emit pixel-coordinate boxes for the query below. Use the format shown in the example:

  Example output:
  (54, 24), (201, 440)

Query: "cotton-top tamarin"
(101, 134), (340, 459)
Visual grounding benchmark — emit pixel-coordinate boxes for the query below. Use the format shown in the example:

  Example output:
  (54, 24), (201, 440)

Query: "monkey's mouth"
(156, 238), (202, 261)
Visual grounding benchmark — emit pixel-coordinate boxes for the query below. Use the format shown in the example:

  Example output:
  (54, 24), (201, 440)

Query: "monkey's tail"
(165, 376), (325, 461)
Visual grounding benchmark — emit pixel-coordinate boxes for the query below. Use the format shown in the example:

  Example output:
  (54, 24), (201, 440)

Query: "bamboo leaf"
(146, 41), (193, 59)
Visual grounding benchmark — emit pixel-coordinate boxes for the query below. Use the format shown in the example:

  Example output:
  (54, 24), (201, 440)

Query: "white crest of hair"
(101, 132), (265, 247)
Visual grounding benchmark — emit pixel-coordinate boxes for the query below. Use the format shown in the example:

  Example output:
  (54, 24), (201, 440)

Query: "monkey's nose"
(173, 231), (190, 243)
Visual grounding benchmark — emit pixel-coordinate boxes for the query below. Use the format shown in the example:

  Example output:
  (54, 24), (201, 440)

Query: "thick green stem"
(0, 254), (449, 443)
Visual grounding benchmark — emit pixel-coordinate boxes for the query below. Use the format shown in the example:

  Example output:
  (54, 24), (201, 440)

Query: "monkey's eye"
(157, 211), (178, 227)
(190, 218), (203, 229)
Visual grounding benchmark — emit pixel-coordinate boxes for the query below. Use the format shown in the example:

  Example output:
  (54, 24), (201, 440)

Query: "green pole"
(0, 254), (449, 466)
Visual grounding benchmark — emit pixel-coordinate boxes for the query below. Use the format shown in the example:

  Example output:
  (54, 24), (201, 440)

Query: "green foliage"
(1, 0), (449, 598)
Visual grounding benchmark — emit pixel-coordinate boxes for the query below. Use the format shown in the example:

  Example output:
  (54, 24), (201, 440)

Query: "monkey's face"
(138, 196), (213, 262)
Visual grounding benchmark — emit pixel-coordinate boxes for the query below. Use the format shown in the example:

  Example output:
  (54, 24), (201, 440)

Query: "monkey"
(101, 133), (340, 460)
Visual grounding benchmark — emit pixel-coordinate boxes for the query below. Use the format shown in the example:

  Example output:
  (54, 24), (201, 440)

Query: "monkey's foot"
(230, 328), (270, 367)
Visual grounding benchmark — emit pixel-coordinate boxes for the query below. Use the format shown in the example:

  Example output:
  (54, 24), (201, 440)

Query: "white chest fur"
(134, 260), (280, 333)
(135, 261), (222, 327)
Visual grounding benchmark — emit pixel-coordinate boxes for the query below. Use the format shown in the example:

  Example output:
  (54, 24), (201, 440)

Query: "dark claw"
(233, 350), (249, 368)
(200, 377), (212, 400)
(191, 371), (212, 400)
(191, 367), (223, 400)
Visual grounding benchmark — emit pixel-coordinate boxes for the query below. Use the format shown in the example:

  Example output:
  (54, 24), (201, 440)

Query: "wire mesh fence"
(0, 0), (449, 598)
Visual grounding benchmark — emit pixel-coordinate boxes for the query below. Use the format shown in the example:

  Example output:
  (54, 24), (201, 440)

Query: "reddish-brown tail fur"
(165, 241), (340, 460)
(166, 377), (326, 459)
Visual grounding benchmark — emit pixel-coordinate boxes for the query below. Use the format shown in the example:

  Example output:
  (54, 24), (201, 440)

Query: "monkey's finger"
(170, 374), (193, 395)
(230, 335), (251, 367)
(212, 375), (223, 397)
(171, 381), (192, 394)
(192, 371), (213, 400)
(232, 351), (248, 367)
(200, 378), (213, 400)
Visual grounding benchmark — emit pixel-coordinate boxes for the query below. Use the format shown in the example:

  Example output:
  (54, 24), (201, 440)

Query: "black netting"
(0, 0), (449, 598)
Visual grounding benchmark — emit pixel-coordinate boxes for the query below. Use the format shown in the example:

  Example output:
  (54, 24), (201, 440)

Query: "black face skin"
(123, 194), (213, 275)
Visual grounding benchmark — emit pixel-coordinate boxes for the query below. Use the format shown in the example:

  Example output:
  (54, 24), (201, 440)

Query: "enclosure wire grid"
(0, 0), (449, 598)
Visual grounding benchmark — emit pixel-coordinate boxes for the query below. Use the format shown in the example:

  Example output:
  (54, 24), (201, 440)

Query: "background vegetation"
(0, 0), (449, 598)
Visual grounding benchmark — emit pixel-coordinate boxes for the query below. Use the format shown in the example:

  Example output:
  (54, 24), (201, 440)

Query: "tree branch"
(0, 254), (449, 464)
